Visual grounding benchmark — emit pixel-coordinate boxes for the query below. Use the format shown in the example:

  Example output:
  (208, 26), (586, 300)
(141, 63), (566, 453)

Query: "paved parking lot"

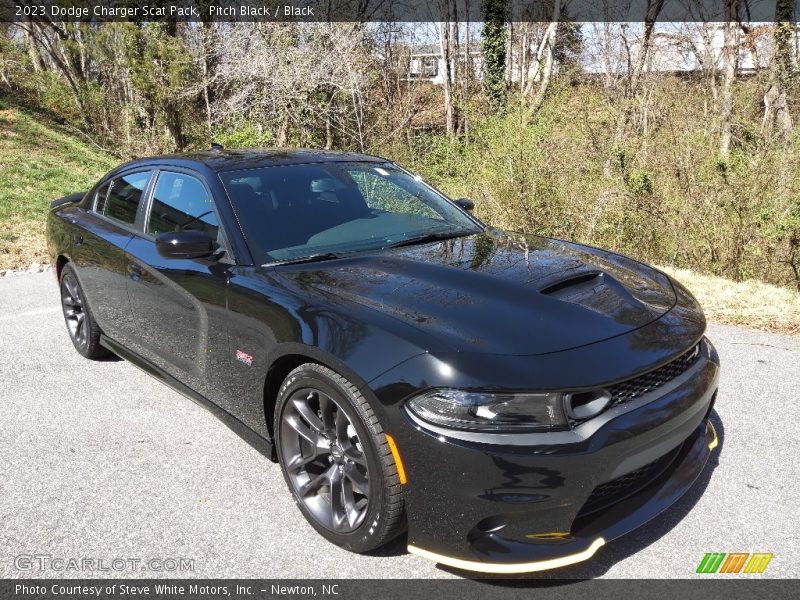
(1, 272), (798, 579)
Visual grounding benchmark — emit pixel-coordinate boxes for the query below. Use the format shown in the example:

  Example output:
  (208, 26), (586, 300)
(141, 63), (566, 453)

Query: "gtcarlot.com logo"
(14, 554), (194, 573)
(696, 552), (773, 574)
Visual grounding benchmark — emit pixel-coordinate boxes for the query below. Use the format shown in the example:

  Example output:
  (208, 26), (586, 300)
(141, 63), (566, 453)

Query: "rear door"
(72, 170), (153, 342)
(124, 168), (232, 404)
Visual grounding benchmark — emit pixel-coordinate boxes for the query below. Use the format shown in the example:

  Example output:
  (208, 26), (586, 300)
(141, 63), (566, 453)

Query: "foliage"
(481, 0), (509, 108)
(1, 21), (799, 291)
(387, 78), (800, 290)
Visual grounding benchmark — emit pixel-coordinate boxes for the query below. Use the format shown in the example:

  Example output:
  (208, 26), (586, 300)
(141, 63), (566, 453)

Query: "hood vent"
(539, 271), (650, 321)
(539, 271), (604, 299)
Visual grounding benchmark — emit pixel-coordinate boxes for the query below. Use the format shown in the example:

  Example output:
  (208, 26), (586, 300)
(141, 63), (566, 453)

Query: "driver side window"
(147, 171), (219, 238)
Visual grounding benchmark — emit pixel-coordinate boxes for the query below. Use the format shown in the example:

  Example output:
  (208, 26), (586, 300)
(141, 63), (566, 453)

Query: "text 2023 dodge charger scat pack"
(46, 150), (719, 574)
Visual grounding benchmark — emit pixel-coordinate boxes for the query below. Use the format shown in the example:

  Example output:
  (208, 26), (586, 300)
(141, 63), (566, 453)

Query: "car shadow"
(368, 531), (409, 558)
(432, 410), (725, 584)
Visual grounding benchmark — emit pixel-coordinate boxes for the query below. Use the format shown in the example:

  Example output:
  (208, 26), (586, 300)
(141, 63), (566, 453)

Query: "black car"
(46, 149), (719, 574)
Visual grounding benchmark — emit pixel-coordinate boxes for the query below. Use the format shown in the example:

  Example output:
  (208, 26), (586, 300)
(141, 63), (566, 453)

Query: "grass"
(660, 266), (800, 336)
(0, 96), (116, 269)
(1, 98), (798, 335)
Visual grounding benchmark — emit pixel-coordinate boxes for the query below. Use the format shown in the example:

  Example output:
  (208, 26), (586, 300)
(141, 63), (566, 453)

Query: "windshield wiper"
(384, 230), (473, 249)
(262, 252), (342, 267)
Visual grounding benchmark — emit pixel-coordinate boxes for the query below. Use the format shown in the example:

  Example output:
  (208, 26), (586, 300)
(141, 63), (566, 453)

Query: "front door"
(124, 169), (232, 404)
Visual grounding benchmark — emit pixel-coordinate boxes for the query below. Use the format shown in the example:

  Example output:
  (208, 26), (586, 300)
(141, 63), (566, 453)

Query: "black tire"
(274, 363), (405, 552)
(59, 263), (109, 360)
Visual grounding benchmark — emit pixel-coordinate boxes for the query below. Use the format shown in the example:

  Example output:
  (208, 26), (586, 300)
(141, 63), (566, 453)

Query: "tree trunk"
(603, 0), (665, 177)
(438, 19), (456, 137)
(762, 2), (794, 140)
(24, 22), (43, 72)
(526, 17), (559, 113)
(719, 17), (738, 160)
(200, 22), (215, 137)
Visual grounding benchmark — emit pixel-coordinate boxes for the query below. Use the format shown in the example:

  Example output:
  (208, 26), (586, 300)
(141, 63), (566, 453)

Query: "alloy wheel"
(280, 388), (370, 533)
(61, 273), (88, 349)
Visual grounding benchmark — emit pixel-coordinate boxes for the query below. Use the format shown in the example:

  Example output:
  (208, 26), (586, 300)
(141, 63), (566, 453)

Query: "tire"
(274, 363), (405, 552)
(59, 263), (109, 360)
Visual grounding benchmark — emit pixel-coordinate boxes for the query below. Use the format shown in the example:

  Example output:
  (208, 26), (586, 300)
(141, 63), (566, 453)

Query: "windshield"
(219, 161), (481, 264)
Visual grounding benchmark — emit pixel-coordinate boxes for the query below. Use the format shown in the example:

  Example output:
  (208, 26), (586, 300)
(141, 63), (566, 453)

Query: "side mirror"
(156, 230), (215, 260)
(455, 198), (475, 212)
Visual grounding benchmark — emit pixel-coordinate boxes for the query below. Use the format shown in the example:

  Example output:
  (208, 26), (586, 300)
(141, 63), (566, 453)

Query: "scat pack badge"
(235, 349), (254, 366)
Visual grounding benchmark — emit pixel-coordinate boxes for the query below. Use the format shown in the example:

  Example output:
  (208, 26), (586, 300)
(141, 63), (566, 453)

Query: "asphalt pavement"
(1, 271), (798, 579)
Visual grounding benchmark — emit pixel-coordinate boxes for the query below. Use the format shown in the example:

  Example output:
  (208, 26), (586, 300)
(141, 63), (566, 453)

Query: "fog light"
(565, 390), (611, 420)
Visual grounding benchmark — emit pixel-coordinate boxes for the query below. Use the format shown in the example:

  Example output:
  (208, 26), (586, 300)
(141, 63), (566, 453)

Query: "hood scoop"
(540, 271), (656, 321)
(540, 271), (605, 298)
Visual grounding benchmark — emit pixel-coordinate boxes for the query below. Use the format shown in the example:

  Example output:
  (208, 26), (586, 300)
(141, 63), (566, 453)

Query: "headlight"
(405, 389), (568, 432)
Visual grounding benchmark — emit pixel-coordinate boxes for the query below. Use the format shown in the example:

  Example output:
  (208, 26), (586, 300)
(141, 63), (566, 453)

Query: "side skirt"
(100, 335), (275, 460)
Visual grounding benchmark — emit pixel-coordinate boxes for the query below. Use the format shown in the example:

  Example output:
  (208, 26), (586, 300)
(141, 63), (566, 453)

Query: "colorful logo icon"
(696, 552), (773, 574)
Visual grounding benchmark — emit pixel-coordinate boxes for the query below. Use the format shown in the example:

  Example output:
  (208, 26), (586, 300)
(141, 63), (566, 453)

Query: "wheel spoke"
(341, 442), (367, 466)
(74, 315), (85, 343)
(286, 451), (318, 472)
(285, 414), (320, 447)
(62, 295), (80, 309)
(319, 394), (336, 433)
(335, 407), (349, 440)
(343, 461), (369, 495)
(329, 468), (346, 531)
(341, 477), (362, 528)
(292, 395), (324, 433)
(64, 278), (79, 302)
(298, 464), (335, 497)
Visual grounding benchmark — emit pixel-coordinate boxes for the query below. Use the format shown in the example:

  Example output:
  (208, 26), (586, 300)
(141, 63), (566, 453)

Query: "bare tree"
(523, 0), (564, 113)
(603, 0), (666, 177)
(719, 0), (741, 159)
(209, 23), (372, 149)
(438, 2), (458, 138)
(763, 0), (795, 140)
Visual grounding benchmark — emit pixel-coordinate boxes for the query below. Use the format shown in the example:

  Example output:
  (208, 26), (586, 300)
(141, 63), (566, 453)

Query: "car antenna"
(210, 142), (224, 151)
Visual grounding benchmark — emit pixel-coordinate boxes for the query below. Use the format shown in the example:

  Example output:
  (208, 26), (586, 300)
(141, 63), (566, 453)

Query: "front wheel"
(274, 363), (405, 552)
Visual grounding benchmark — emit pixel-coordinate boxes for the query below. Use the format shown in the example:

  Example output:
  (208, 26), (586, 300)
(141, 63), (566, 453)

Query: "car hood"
(275, 229), (677, 355)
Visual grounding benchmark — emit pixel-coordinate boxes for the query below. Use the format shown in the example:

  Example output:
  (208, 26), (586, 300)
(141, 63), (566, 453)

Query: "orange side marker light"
(385, 434), (408, 485)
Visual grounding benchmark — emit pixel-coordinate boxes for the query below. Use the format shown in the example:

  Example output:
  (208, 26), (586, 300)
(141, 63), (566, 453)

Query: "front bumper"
(393, 338), (720, 573)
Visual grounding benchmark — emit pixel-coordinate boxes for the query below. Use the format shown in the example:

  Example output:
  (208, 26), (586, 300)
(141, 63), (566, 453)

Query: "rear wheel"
(274, 363), (405, 552)
(60, 263), (108, 360)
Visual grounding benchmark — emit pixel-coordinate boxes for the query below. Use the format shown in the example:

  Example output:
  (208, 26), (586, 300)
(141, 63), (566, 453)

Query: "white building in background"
(398, 24), (797, 85)
(404, 43), (483, 85)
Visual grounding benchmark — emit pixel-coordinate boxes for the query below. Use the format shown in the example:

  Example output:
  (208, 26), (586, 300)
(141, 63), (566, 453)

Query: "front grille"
(576, 446), (681, 517)
(607, 343), (701, 408)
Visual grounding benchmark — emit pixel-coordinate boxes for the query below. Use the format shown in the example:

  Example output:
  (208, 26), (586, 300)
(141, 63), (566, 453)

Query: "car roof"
(118, 149), (389, 174)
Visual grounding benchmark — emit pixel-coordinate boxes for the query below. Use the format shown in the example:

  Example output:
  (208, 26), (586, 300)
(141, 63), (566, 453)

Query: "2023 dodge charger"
(46, 149), (719, 574)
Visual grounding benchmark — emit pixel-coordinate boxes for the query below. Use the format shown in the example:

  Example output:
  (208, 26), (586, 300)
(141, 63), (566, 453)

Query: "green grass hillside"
(0, 97), (116, 270)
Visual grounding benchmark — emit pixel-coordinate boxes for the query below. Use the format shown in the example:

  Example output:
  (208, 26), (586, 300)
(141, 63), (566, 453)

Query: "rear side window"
(147, 171), (219, 238)
(98, 172), (150, 226)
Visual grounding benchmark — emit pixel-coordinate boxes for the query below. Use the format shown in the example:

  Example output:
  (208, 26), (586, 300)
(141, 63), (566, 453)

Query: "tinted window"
(102, 172), (150, 226)
(220, 162), (479, 264)
(349, 169), (440, 220)
(147, 171), (218, 238)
